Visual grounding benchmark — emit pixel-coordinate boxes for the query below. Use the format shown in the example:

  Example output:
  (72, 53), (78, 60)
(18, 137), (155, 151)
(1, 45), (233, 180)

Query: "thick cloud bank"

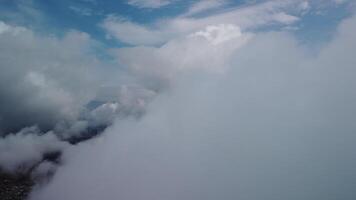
(0, 21), (156, 136)
(0, 21), (156, 175)
(31, 15), (356, 200)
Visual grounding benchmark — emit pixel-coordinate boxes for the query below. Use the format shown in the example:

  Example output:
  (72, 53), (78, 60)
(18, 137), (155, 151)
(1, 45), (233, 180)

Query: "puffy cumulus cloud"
(191, 24), (244, 45)
(0, 126), (68, 174)
(112, 24), (252, 89)
(31, 14), (356, 200)
(102, 0), (302, 45)
(127, 0), (173, 8)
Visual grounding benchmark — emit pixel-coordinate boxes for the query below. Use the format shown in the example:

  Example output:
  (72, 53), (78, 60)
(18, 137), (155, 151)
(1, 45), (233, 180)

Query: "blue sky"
(0, 0), (354, 48)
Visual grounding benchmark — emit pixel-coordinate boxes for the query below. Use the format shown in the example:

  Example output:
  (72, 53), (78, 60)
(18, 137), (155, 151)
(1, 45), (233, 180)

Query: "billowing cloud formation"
(0, 20), (158, 175)
(112, 23), (251, 90)
(0, 21), (157, 137)
(31, 14), (356, 200)
(0, 126), (68, 174)
(0, 22), (100, 134)
(192, 24), (244, 45)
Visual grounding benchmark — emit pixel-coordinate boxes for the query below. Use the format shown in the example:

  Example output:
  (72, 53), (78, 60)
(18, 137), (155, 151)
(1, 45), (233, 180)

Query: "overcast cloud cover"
(0, 0), (356, 200)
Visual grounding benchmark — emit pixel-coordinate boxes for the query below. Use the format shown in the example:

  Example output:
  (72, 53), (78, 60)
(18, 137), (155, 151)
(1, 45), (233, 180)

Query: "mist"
(29, 14), (356, 200)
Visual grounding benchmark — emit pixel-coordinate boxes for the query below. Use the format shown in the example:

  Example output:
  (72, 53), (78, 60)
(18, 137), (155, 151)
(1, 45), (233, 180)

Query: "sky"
(0, 0), (356, 200)
(0, 0), (353, 47)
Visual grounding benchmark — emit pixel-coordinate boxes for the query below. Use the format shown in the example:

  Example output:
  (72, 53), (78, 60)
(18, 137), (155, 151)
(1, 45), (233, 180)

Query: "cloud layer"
(0, 1), (355, 199)
(31, 13), (356, 200)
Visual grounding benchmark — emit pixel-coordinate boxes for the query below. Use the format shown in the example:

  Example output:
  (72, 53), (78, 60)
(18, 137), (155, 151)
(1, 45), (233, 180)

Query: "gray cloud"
(0, 21), (156, 137)
(0, 126), (68, 174)
(0, 24), (100, 134)
(0, 20), (163, 180)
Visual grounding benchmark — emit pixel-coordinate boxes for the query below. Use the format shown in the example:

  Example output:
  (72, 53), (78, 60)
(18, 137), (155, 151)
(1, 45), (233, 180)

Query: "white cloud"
(271, 12), (299, 24)
(102, 0), (301, 45)
(0, 21), (160, 177)
(31, 14), (356, 200)
(0, 21), (11, 34)
(1, 0), (355, 199)
(69, 6), (94, 16)
(299, 1), (310, 10)
(101, 16), (169, 45)
(184, 0), (228, 16)
(111, 25), (252, 87)
(127, 0), (173, 8)
(0, 20), (159, 136)
(191, 24), (243, 45)
(87, 85), (155, 127)
(0, 21), (26, 35)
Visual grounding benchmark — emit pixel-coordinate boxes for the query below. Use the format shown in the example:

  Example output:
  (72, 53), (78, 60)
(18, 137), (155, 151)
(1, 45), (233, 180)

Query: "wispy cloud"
(183, 0), (229, 16)
(127, 0), (173, 9)
(69, 6), (94, 16)
(102, 0), (301, 45)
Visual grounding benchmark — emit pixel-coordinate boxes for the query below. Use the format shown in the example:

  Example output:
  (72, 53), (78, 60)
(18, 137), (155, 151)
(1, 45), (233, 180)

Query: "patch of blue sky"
(0, 0), (354, 50)
(294, 3), (353, 46)
(23, 0), (194, 47)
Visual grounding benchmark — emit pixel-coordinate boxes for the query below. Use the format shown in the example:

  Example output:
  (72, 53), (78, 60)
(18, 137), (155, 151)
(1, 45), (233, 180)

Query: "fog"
(30, 15), (356, 200)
